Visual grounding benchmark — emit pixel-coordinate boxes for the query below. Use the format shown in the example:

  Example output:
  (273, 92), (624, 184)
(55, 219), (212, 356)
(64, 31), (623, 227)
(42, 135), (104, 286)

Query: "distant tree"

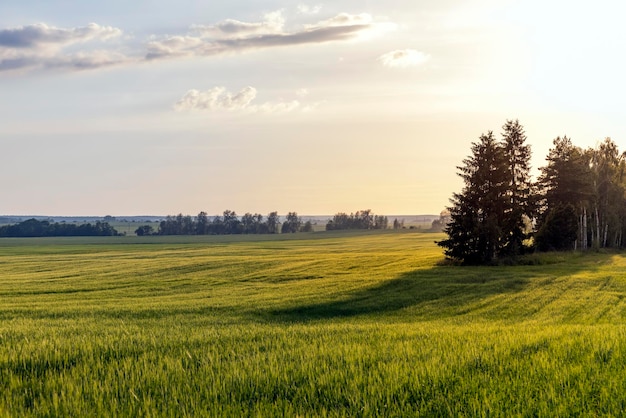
(300, 220), (314, 232)
(374, 215), (388, 230)
(196, 211), (208, 235)
(356, 209), (373, 229)
(281, 212), (302, 233)
(181, 215), (194, 235)
(0, 219), (119, 237)
(210, 214), (224, 235)
(135, 225), (154, 236)
(431, 210), (451, 231)
(223, 210), (242, 234)
(266, 212), (280, 234)
(241, 213), (257, 234)
(326, 210), (387, 231)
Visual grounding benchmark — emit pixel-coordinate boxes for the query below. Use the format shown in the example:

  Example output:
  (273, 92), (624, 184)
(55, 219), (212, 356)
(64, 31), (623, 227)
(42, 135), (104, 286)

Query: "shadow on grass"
(267, 260), (593, 322)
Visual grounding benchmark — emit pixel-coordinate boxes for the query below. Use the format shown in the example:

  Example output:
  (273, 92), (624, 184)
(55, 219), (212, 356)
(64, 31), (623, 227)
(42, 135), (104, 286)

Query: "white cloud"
(378, 49), (430, 68)
(0, 22), (127, 71)
(0, 22), (122, 48)
(174, 86), (308, 114)
(297, 4), (323, 15)
(191, 11), (285, 39)
(0, 11), (397, 72)
(175, 86), (257, 111)
(308, 13), (373, 28)
(147, 12), (394, 60)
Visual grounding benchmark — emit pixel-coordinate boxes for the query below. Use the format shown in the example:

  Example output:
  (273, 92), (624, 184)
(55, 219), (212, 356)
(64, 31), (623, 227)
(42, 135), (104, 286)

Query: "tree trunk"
(581, 207), (589, 250)
(595, 206), (600, 249)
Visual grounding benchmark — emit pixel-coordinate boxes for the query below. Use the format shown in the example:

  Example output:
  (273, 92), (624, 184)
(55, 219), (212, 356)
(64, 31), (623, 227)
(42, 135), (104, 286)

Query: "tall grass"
(2, 231), (626, 416)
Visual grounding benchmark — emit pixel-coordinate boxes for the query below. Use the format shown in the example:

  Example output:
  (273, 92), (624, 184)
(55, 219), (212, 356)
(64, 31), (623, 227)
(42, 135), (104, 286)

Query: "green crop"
(2, 231), (626, 416)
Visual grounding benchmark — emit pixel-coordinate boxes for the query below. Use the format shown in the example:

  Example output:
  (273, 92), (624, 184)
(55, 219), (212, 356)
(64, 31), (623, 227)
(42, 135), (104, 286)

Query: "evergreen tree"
(534, 203), (578, 251)
(438, 131), (509, 264)
(501, 119), (533, 255)
(536, 136), (593, 249)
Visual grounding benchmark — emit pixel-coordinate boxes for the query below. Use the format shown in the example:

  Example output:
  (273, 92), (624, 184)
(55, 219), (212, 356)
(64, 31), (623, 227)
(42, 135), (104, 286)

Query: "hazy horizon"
(2, 1), (626, 216)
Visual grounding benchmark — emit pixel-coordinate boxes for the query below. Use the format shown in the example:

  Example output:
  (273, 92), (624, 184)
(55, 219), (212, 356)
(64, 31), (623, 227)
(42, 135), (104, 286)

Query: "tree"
(222, 210), (241, 234)
(301, 220), (314, 232)
(135, 225), (154, 236)
(501, 119), (534, 255)
(266, 212), (280, 234)
(438, 131), (509, 264)
(534, 203), (578, 251)
(196, 211), (208, 235)
(241, 212), (259, 234)
(281, 212), (301, 233)
(536, 136), (593, 249)
(588, 138), (626, 248)
(374, 215), (388, 230)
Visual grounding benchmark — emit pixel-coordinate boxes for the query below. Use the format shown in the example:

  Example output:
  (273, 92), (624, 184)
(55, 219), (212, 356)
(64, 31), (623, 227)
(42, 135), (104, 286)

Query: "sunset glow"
(1, 0), (625, 216)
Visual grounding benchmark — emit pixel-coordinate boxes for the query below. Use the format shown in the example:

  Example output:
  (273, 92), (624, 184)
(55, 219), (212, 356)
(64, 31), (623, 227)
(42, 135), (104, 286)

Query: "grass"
(2, 231), (626, 416)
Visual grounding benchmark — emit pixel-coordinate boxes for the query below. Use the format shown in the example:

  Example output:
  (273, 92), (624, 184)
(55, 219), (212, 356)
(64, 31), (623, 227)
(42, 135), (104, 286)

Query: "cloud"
(175, 86), (258, 111)
(0, 11), (397, 73)
(0, 22), (127, 71)
(378, 49), (430, 68)
(297, 4), (323, 15)
(174, 86), (305, 114)
(308, 13), (372, 28)
(147, 12), (393, 60)
(191, 11), (285, 39)
(0, 22), (122, 48)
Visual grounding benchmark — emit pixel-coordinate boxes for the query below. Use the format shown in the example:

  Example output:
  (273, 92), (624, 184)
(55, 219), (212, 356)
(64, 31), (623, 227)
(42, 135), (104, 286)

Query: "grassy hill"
(1, 231), (626, 416)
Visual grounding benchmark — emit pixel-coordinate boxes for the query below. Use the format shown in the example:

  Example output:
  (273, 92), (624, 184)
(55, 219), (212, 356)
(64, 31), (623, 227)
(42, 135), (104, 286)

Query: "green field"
(2, 231), (626, 416)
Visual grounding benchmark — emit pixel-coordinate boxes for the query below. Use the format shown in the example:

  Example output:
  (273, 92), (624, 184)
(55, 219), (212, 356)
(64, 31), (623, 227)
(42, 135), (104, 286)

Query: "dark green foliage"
(536, 136), (593, 249)
(266, 211), (280, 234)
(446, 127), (626, 257)
(281, 212), (302, 233)
(534, 204), (579, 251)
(438, 130), (511, 264)
(135, 225), (154, 236)
(501, 119), (534, 255)
(325, 209), (388, 231)
(300, 220), (314, 232)
(0, 218), (119, 237)
(537, 136), (592, 210)
(157, 210), (284, 235)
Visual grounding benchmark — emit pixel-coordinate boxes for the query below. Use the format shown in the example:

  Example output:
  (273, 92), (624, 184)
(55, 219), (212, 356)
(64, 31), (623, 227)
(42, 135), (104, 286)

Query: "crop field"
(2, 231), (626, 416)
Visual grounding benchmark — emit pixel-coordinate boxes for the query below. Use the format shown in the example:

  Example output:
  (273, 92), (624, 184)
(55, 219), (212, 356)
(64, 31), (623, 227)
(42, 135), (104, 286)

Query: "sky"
(2, 0), (626, 216)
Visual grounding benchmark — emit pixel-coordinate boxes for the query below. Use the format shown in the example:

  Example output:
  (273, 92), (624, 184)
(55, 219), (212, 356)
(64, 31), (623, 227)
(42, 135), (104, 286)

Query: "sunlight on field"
(2, 231), (626, 415)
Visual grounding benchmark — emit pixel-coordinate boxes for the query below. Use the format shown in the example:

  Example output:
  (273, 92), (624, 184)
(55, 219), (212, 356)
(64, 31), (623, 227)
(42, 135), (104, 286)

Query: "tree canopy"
(439, 120), (626, 264)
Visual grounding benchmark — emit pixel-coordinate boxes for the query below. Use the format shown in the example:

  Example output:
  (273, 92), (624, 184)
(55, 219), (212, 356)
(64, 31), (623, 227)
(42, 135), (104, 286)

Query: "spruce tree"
(438, 131), (509, 264)
(501, 119), (533, 255)
(536, 136), (592, 250)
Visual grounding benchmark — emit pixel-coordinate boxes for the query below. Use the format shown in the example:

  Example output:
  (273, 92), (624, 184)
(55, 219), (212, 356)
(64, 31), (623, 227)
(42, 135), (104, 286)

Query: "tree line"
(140, 209), (389, 236)
(438, 119), (626, 264)
(0, 219), (120, 237)
(325, 210), (388, 231)
(140, 211), (315, 236)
